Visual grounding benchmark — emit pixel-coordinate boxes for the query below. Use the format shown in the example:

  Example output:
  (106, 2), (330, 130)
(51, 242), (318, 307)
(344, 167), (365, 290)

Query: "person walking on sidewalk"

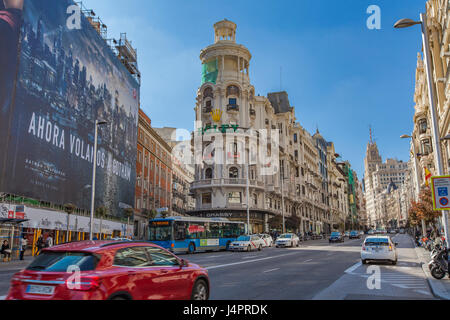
(46, 233), (53, 248)
(19, 235), (27, 261)
(36, 235), (44, 255)
(1, 240), (11, 262)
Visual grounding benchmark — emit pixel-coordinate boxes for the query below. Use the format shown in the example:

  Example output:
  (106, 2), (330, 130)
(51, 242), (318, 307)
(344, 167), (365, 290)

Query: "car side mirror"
(180, 259), (189, 267)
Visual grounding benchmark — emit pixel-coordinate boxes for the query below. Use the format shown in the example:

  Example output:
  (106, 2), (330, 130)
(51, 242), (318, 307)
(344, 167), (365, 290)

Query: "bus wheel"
(188, 242), (196, 254)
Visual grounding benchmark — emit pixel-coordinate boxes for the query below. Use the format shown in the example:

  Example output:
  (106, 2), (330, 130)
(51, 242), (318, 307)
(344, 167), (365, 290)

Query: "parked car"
(329, 232), (344, 243)
(229, 235), (265, 252)
(344, 231), (350, 238)
(368, 230), (375, 235)
(275, 234), (300, 248)
(349, 231), (361, 239)
(389, 230), (397, 235)
(6, 240), (209, 300)
(361, 236), (398, 265)
(359, 231), (364, 236)
(258, 234), (274, 247)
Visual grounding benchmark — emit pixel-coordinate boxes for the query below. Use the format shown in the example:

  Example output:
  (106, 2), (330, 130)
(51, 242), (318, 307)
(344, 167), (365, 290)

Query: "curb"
(414, 246), (450, 300)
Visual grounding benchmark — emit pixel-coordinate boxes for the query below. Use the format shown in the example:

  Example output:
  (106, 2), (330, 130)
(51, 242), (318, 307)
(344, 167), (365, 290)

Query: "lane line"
(344, 262), (362, 274)
(415, 289), (432, 296)
(303, 259), (313, 263)
(263, 268), (280, 273)
(205, 252), (297, 270)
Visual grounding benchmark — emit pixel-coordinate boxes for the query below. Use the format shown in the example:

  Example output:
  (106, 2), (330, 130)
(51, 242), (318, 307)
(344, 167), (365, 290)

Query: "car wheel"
(191, 279), (209, 300)
(276, 245), (279, 248)
(431, 266), (446, 280)
(296, 241), (299, 247)
(258, 244), (262, 251)
(392, 260), (397, 265)
(362, 260), (367, 265)
(188, 242), (196, 254)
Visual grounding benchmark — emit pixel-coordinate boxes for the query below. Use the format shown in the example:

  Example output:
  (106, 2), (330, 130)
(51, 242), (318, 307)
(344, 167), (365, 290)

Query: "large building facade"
(188, 20), (359, 234)
(364, 135), (412, 229)
(134, 109), (173, 239)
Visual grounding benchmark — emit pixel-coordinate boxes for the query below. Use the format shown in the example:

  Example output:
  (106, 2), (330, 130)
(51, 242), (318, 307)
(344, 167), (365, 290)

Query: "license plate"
(26, 285), (55, 295)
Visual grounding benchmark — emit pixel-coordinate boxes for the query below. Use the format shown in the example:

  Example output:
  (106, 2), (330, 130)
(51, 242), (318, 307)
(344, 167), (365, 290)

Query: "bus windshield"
(149, 223), (172, 241)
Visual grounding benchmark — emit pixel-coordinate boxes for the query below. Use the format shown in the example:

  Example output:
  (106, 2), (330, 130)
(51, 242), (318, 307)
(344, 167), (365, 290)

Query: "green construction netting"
(201, 59), (218, 85)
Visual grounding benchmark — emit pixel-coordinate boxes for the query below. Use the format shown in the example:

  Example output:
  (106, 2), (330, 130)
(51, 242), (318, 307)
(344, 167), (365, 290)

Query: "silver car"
(275, 233), (300, 248)
(361, 236), (398, 265)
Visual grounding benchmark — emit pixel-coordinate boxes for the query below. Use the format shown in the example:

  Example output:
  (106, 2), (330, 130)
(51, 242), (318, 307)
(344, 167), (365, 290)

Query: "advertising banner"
(0, 0), (139, 218)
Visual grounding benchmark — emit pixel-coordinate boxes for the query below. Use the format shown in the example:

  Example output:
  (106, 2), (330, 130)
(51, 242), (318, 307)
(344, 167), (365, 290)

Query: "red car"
(6, 241), (209, 300)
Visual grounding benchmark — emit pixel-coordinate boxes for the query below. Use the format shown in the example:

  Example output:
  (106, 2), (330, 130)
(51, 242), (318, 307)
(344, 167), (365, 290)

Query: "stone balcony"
(191, 178), (265, 190)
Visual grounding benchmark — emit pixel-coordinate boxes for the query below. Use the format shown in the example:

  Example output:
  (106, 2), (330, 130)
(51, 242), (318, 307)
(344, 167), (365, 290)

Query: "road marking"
(263, 268), (280, 273)
(303, 259), (313, 263)
(344, 262), (362, 274)
(415, 289), (432, 296)
(206, 252), (297, 270)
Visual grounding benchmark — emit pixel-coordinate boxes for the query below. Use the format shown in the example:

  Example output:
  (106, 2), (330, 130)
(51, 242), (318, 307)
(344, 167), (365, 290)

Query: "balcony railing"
(227, 104), (239, 112)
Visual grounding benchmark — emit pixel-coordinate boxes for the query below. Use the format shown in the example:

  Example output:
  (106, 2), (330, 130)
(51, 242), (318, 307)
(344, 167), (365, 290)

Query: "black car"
(329, 232), (344, 243)
(349, 231), (361, 239)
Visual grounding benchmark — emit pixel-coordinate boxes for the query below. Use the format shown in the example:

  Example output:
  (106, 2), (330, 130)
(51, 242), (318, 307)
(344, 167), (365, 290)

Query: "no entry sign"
(431, 176), (450, 211)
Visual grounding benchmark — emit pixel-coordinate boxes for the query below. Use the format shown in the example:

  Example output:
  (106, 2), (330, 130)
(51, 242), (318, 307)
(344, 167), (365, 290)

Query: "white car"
(258, 234), (274, 247)
(275, 233), (300, 248)
(361, 236), (398, 265)
(228, 235), (265, 252)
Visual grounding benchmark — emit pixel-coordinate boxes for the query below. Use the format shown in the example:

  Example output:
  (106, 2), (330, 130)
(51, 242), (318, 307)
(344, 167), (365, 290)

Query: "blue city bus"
(148, 216), (247, 254)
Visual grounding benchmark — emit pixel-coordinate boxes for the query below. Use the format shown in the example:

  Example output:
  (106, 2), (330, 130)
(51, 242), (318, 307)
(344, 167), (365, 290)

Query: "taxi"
(228, 235), (265, 252)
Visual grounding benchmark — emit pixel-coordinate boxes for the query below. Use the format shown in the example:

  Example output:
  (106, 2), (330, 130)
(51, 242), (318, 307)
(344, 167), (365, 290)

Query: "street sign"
(431, 175), (450, 211)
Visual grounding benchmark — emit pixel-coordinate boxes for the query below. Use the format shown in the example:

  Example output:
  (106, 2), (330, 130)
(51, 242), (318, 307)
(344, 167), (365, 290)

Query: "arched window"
(229, 167), (239, 179)
(203, 87), (214, 99)
(226, 85), (240, 97)
(205, 168), (213, 179)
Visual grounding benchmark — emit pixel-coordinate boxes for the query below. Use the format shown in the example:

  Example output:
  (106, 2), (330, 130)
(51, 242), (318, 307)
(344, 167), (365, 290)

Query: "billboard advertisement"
(0, 0), (139, 217)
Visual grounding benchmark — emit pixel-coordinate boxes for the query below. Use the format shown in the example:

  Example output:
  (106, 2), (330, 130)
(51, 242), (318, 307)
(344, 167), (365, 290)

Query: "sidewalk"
(0, 256), (34, 272)
(414, 244), (450, 300)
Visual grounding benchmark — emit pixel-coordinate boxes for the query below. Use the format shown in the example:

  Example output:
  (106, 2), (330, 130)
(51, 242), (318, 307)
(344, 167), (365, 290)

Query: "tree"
(268, 215), (283, 231)
(285, 215), (301, 232)
(64, 203), (76, 243)
(95, 206), (108, 240)
(408, 187), (441, 232)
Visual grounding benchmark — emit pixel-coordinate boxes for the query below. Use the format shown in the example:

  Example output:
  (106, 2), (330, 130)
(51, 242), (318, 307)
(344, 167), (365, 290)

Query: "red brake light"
(362, 245), (366, 251)
(67, 276), (101, 291)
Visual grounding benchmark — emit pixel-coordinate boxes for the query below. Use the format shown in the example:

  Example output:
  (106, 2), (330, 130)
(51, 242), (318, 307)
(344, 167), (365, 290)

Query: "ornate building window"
(227, 85), (240, 111)
(202, 193), (212, 204)
(203, 87), (214, 99)
(229, 167), (239, 179)
(228, 192), (242, 204)
(421, 139), (433, 155)
(205, 168), (213, 179)
(418, 118), (427, 134)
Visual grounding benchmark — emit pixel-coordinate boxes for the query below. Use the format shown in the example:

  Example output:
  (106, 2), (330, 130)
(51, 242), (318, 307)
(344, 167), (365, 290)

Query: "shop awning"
(0, 218), (29, 225)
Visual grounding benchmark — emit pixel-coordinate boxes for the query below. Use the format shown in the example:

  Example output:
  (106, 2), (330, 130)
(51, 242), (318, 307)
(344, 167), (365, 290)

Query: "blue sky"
(83, 0), (426, 178)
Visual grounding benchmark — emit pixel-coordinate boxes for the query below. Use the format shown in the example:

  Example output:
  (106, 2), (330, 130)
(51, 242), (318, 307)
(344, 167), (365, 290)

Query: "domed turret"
(214, 19), (237, 43)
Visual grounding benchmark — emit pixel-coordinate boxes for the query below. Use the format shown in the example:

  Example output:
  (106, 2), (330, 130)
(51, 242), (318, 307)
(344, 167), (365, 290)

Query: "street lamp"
(89, 120), (107, 240)
(401, 134), (426, 237)
(395, 14), (449, 248)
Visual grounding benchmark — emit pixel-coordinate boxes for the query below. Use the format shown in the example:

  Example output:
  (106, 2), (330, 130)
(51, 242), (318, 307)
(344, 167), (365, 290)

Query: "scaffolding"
(75, 2), (141, 85)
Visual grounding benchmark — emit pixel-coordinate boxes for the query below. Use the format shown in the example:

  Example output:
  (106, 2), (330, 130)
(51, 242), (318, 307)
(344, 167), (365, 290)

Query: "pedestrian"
(36, 234), (44, 255)
(19, 234), (27, 261)
(1, 240), (11, 262)
(46, 233), (53, 248)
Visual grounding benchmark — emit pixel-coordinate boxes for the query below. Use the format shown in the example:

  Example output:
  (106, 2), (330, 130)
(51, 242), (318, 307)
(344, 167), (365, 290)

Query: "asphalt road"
(184, 234), (435, 300)
(0, 234), (436, 300)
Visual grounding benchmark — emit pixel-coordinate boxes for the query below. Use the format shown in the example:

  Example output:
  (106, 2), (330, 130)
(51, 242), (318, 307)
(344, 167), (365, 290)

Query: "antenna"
(369, 125), (373, 144)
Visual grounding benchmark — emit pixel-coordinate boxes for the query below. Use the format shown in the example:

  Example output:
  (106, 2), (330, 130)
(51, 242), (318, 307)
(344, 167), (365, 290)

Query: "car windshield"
(279, 234), (292, 239)
(237, 236), (250, 241)
(365, 238), (389, 246)
(27, 252), (99, 272)
(350, 231), (358, 235)
(331, 232), (340, 236)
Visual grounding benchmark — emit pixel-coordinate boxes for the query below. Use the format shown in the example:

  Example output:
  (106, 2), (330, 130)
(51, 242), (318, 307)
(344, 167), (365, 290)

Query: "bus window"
(186, 222), (207, 239)
(149, 222), (172, 241)
(174, 222), (187, 241)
